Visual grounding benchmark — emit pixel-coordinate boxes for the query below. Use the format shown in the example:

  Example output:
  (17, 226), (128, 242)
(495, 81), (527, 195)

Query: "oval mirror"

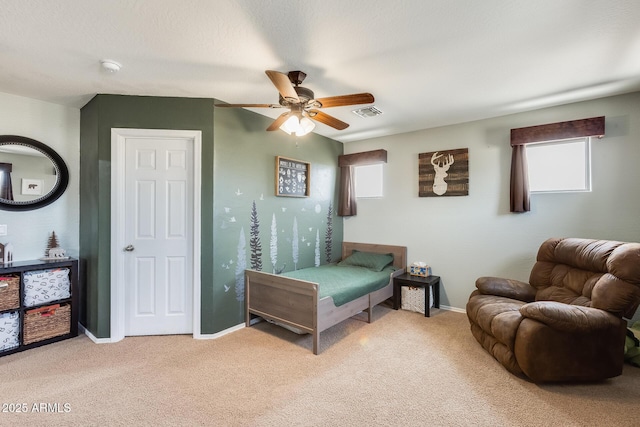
(0, 135), (69, 211)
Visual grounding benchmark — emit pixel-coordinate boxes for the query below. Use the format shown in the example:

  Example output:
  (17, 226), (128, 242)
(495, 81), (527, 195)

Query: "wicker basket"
(0, 275), (20, 311)
(23, 303), (71, 345)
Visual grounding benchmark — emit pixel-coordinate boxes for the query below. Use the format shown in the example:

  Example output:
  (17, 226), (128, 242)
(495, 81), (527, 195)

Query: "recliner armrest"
(520, 301), (622, 333)
(475, 276), (536, 302)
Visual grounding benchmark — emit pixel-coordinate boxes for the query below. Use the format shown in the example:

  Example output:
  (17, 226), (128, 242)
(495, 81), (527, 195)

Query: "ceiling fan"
(215, 70), (375, 136)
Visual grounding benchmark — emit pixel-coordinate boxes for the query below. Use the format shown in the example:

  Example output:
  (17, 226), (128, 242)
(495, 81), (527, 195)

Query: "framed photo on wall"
(21, 179), (43, 196)
(276, 156), (310, 197)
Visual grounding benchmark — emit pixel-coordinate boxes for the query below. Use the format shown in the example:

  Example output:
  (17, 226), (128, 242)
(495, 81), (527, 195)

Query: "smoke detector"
(100, 60), (121, 73)
(352, 106), (383, 118)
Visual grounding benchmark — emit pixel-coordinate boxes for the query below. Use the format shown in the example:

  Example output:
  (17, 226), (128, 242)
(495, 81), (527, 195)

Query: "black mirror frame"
(0, 135), (69, 211)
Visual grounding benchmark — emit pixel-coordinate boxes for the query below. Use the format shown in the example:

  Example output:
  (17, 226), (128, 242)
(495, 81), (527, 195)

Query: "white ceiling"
(1, 0), (639, 143)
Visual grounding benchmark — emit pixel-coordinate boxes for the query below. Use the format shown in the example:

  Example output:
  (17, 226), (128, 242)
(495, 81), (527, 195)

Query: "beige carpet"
(1, 307), (639, 426)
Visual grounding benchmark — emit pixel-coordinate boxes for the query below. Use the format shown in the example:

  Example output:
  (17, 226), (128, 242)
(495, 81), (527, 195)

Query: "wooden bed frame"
(244, 242), (407, 354)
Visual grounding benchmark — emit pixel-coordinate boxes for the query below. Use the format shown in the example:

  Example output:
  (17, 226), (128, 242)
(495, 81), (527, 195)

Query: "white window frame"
(354, 163), (384, 198)
(526, 136), (592, 194)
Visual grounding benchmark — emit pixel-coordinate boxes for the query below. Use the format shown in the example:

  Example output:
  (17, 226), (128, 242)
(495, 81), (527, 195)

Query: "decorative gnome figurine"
(45, 231), (66, 259)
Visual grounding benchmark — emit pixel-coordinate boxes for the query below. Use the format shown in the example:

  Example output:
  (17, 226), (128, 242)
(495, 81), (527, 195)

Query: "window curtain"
(338, 166), (356, 216)
(0, 163), (13, 201)
(509, 116), (605, 213)
(509, 145), (529, 212)
(337, 149), (387, 217)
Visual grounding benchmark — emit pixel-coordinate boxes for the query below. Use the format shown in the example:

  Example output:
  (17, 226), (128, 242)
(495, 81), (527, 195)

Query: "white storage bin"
(401, 286), (434, 314)
(0, 311), (20, 352)
(23, 268), (71, 307)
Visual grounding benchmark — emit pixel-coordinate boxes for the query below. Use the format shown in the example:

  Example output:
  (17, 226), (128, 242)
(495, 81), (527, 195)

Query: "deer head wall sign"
(418, 148), (469, 197)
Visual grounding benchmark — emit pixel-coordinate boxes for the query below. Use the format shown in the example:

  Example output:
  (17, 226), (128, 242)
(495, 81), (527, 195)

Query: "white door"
(123, 136), (194, 336)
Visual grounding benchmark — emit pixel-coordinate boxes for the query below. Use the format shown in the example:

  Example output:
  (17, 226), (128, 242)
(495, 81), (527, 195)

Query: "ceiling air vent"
(352, 106), (383, 118)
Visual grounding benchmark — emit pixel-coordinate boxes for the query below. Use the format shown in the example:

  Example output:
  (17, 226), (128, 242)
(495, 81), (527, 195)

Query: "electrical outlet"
(0, 224), (7, 236)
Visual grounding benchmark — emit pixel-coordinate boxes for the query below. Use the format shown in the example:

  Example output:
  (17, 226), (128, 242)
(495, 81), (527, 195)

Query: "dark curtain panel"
(338, 165), (357, 217)
(337, 149), (387, 217)
(509, 145), (529, 213)
(0, 162), (13, 201)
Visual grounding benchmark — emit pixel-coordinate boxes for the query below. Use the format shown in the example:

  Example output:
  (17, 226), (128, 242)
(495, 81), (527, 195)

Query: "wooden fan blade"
(307, 110), (349, 130)
(313, 93), (374, 108)
(267, 112), (292, 131)
(265, 70), (299, 102)
(214, 103), (282, 108)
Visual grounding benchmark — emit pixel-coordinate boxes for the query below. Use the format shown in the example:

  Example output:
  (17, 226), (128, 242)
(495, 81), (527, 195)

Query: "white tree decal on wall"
(235, 227), (246, 302)
(270, 213), (278, 273)
(314, 229), (320, 267)
(292, 216), (299, 270)
(325, 201), (333, 263)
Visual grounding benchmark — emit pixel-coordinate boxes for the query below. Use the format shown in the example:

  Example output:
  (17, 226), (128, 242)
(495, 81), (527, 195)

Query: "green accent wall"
(80, 95), (343, 338)
(211, 107), (344, 332)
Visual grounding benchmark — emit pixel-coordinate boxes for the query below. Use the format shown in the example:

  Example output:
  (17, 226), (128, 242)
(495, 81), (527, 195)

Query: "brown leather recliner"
(467, 237), (640, 382)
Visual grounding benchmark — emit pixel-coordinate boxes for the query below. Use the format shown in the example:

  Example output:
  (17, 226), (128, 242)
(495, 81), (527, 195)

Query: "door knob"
(124, 245), (135, 252)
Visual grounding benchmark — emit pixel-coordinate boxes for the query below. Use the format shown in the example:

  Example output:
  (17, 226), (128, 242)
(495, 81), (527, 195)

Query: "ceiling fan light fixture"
(299, 117), (315, 135)
(219, 70), (374, 134)
(280, 115), (315, 136)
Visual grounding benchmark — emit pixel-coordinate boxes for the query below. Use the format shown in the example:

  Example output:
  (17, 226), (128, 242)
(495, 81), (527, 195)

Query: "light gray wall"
(344, 91), (640, 322)
(0, 92), (80, 260)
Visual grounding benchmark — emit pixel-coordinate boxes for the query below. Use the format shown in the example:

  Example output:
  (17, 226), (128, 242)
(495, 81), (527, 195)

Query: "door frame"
(110, 128), (202, 342)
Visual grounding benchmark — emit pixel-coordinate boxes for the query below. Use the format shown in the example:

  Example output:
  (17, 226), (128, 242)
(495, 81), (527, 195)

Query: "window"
(354, 163), (383, 198)
(526, 137), (591, 193)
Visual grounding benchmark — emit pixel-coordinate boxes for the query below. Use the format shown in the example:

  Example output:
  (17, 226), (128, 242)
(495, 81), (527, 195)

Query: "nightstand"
(393, 273), (441, 317)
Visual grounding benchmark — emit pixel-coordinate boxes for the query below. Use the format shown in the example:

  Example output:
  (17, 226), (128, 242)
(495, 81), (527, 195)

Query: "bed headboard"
(341, 242), (407, 271)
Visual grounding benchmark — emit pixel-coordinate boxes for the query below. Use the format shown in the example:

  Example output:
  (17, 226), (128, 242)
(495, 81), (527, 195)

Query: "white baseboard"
(196, 322), (246, 340)
(79, 324), (114, 344)
(440, 305), (466, 314)
(79, 322), (248, 343)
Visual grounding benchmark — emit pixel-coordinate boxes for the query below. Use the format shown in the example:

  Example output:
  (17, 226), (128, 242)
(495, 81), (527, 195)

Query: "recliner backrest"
(529, 237), (640, 318)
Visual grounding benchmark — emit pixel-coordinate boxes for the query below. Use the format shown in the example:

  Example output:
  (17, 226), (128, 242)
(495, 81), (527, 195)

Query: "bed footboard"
(245, 269), (321, 353)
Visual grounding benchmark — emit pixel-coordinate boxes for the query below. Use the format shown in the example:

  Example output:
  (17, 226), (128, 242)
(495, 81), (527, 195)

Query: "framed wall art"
(276, 156), (310, 197)
(21, 179), (44, 196)
(418, 148), (469, 197)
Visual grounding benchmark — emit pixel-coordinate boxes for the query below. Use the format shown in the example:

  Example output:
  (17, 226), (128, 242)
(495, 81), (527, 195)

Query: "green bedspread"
(282, 263), (396, 307)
